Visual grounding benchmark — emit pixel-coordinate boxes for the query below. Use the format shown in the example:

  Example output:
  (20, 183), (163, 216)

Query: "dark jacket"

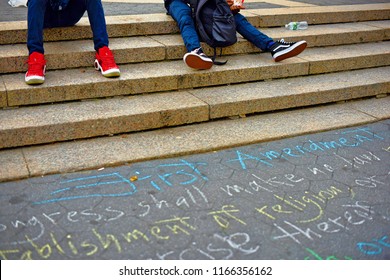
(27, 0), (70, 11)
(49, 0), (70, 10)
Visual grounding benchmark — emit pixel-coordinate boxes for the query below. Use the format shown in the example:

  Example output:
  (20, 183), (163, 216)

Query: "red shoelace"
(26, 53), (46, 75)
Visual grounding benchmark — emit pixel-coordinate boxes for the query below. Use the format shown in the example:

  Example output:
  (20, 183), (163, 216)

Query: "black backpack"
(190, 0), (237, 65)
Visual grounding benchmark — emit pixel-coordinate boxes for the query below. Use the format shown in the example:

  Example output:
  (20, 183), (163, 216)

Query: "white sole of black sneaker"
(183, 53), (213, 70)
(273, 41), (307, 62)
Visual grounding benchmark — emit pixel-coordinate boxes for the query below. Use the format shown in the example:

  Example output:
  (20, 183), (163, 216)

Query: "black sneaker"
(183, 48), (213, 70)
(270, 39), (307, 62)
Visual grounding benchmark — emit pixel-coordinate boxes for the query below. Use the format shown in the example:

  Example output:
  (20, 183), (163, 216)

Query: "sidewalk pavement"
(0, 119), (389, 260)
(1, 0), (390, 22)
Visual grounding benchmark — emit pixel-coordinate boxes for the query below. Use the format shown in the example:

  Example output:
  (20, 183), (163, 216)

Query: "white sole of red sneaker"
(25, 75), (45, 85)
(94, 59), (121, 78)
(101, 68), (121, 78)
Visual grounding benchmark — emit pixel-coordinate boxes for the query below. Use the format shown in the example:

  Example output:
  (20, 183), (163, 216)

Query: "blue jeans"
(168, 0), (274, 52)
(234, 13), (274, 51)
(27, 0), (109, 54)
(168, 0), (200, 52)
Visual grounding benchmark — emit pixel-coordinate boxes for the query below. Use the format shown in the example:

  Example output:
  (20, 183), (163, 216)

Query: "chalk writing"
(0, 215), (198, 260)
(33, 159), (208, 205)
(334, 151), (381, 169)
(0, 207), (126, 247)
(304, 247), (353, 260)
(221, 173), (304, 196)
(308, 164), (334, 176)
(213, 232), (260, 255)
(354, 176), (386, 188)
(42, 207), (125, 225)
(256, 186), (344, 223)
(227, 128), (384, 170)
(156, 232), (259, 260)
(151, 216), (197, 239)
(208, 205), (246, 229)
(272, 201), (376, 244)
(138, 185), (208, 217)
(357, 235), (390, 255)
(0, 216), (45, 246)
(1, 121), (389, 260)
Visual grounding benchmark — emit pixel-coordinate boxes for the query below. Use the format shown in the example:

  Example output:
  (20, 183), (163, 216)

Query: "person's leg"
(27, 0), (50, 54)
(168, 0), (200, 52)
(269, 39), (307, 62)
(79, 0), (119, 76)
(27, 0), (86, 54)
(49, 0), (119, 77)
(56, 0), (109, 51)
(84, 0), (109, 51)
(234, 12), (307, 62)
(234, 13), (274, 51)
(168, 0), (212, 69)
(26, 0), (50, 84)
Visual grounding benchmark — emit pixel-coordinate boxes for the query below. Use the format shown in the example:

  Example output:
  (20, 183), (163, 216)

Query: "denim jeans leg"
(27, 0), (85, 54)
(54, 0), (108, 51)
(234, 13), (274, 51)
(168, 0), (200, 52)
(27, 0), (50, 54)
(84, 0), (109, 51)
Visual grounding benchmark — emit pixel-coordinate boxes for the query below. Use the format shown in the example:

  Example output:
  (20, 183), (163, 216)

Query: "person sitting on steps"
(25, 0), (120, 85)
(164, 0), (307, 70)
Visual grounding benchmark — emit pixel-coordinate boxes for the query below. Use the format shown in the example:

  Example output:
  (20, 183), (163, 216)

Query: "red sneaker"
(94, 46), (120, 78)
(25, 52), (46, 85)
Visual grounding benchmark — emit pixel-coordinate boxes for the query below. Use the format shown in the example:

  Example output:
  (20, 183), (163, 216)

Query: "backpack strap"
(189, 0), (198, 18)
(189, 0), (229, 66)
(212, 48), (228, 66)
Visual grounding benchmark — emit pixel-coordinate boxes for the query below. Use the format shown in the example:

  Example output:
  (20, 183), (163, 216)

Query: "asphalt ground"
(0, 119), (389, 260)
(1, 0), (390, 22)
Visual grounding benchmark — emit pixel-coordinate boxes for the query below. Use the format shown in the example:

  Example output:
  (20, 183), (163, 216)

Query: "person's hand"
(226, 0), (234, 6)
(226, 0), (245, 13)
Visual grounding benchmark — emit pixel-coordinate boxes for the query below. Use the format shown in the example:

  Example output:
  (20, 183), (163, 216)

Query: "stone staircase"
(0, 4), (389, 182)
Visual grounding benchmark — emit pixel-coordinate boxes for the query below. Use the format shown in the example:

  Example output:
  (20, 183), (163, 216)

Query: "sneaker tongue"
(100, 47), (110, 56)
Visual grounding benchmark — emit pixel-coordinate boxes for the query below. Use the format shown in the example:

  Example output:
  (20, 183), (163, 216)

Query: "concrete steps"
(1, 20), (389, 74)
(2, 41), (389, 107)
(1, 96), (389, 182)
(0, 4), (389, 182)
(1, 66), (389, 149)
